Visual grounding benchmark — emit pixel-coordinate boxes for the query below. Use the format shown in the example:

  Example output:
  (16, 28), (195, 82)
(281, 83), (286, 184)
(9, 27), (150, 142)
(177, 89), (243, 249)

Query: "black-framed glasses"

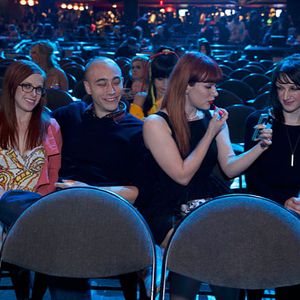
(19, 83), (46, 96)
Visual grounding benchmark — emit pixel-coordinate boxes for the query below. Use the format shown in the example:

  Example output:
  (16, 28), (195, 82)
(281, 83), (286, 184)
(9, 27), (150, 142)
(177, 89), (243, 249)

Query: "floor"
(0, 274), (216, 299)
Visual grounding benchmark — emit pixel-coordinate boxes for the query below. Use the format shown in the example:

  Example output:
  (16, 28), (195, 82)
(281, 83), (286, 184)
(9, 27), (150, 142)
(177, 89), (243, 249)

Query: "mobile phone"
(252, 113), (273, 141)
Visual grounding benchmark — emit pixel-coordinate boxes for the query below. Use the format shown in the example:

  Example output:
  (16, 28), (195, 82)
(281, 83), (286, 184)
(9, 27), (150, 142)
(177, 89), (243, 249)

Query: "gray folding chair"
(159, 193), (300, 300)
(0, 187), (157, 299)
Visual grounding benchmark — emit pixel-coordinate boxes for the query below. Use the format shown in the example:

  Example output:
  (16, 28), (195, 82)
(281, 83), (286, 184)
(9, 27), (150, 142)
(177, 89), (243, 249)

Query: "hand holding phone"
(252, 113), (273, 141)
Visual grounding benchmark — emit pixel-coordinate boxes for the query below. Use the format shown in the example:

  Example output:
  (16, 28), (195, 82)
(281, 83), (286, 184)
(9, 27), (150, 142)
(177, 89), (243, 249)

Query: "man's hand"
(285, 197), (300, 215)
(55, 179), (89, 189)
(55, 180), (138, 204)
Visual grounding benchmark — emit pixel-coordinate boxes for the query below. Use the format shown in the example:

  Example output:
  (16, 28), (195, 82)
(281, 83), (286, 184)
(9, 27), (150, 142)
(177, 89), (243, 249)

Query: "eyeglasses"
(19, 83), (46, 96)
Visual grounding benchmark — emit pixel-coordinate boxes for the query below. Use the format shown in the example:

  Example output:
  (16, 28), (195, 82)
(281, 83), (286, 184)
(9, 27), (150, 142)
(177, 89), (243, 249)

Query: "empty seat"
(214, 88), (243, 108)
(243, 64), (265, 74)
(259, 59), (274, 70)
(226, 104), (256, 145)
(62, 63), (85, 81)
(229, 68), (252, 80)
(0, 187), (157, 299)
(72, 80), (87, 100)
(219, 64), (233, 76)
(234, 58), (249, 68)
(218, 79), (256, 103)
(258, 82), (272, 94)
(247, 91), (271, 110)
(159, 194), (300, 300)
(242, 73), (270, 96)
(46, 88), (74, 111)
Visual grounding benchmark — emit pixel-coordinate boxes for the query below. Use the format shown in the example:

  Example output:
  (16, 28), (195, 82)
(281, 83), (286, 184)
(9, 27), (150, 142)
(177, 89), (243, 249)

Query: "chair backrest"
(219, 64), (233, 76)
(248, 91), (271, 110)
(66, 72), (77, 91)
(229, 68), (251, 80)
(0, 187), (156, 296)
(259, 59), (274, 71)
(226, 104), (256, 144)
(62, 63), (85, 81)
(265, 68), (274, 78)
(214, 88), (243, 108)
(243, 64), (265, 74)
(234, 58), (249, 69)
(242, 73), (270, 96)
(72, 79), (87, 100)
(258, 81), (272, 95)
(218, 79), (255, 103)
(45, 88), (74, 111)
(160, 194), (300, 299)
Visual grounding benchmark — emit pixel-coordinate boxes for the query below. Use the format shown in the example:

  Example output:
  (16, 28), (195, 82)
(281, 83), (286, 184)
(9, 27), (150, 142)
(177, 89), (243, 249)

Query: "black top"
(52, 101), (145, 187)
(137, 111), (230, 243)
(245, 109), (300, 204)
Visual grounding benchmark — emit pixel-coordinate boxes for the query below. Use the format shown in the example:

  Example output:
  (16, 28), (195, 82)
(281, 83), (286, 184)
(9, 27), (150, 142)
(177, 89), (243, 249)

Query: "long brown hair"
(0, 60), (49, 150)
(161, 52), (222, 157)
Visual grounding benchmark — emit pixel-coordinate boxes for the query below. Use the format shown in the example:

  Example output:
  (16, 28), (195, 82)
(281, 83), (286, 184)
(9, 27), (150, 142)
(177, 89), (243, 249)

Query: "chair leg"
(119, 272), (138, 300)
(9, 266), (31, 300)
(31, 272), (48, 300)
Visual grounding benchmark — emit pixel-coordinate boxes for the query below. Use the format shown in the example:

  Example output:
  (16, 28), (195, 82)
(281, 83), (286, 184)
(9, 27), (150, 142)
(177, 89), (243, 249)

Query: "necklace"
(285, 125), (300, 167)
(186, 110), (204, 121)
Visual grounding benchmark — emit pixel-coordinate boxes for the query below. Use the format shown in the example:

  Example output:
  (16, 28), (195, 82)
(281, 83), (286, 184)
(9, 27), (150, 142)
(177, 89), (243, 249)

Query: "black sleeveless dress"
(137, 111), (231, 244)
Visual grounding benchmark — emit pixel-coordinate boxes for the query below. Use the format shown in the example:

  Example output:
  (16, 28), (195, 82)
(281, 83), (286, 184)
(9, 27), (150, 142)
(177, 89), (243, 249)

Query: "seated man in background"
(50, 56), (148, 300)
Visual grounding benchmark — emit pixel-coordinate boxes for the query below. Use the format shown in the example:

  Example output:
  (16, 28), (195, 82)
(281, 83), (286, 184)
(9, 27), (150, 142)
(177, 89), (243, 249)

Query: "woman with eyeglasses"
(0, 60), (62, 300)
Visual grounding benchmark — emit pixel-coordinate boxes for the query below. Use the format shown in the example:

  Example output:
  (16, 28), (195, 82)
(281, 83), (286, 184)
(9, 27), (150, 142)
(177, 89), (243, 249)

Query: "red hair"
(161, 52), (222, 156)
(0, 60), (49, 150)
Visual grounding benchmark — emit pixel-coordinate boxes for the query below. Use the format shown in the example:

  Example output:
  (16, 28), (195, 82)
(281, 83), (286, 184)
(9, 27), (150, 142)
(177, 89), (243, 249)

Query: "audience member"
(0, 60), (62, 300)
(245, 10), (263, 45)
(7, 24), (21, 42)
(228, 14), (246, 44)
(50, 56), (149, 299)
(124, 55), (149, 102)
(31, 23), (44, 40)
(114, 36), (140, 59)
(30, 41), (68, 91)
(151, 25), (171, 50)
(244, 54), (300, 300)
(130, 49), (178, 119)
(138, 51), (272, 300)
(214, 16), (230, 44)
(197, 37), (212, 57)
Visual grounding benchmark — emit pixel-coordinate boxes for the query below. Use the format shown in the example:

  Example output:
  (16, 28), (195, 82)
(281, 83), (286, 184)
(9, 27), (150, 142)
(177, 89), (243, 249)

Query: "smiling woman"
(244, 54), (300, 300)
(0, 60), (62, 299)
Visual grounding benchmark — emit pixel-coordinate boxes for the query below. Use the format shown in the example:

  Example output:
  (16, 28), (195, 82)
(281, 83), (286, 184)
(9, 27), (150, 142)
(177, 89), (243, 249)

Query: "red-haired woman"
(140, 52), (272, 299)
(0, 60), (62, 300)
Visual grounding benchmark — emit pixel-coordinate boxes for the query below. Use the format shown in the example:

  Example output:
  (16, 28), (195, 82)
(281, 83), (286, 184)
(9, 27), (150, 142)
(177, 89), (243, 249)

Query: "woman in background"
(30, 41), (68, 91)
(124, 55), (149, 103)
(130, 49), (178, 120)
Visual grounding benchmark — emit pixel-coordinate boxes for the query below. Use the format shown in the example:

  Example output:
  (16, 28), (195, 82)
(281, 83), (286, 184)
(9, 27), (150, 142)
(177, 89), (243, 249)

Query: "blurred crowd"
(1, 6), (300, 53)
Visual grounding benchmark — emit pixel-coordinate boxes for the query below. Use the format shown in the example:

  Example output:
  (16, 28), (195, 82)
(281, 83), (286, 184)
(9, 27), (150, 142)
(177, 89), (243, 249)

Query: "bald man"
(50, 56), (149, 300)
